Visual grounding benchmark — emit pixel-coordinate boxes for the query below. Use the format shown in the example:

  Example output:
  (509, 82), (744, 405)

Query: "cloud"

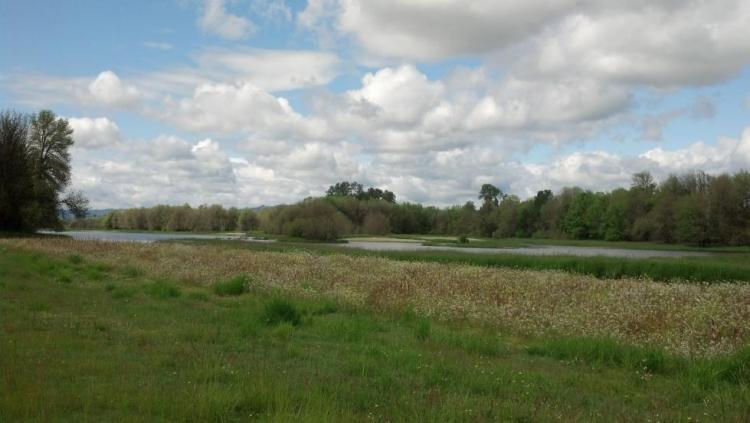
(68, 117), (123, 149)
(72, 135), (239, 208)
(252, 0), (292, 22)
(87, 71), (141, 107)
(515, 1), (750, 87)
(465, 77), (630, 130)
(190, 47), (341, 92)
(640, 97), (716, 141)
(334, 0), (576, 61)
(198, 0), (255, 40)
(304, 0), (750, 89)
(144, 41), (174, 51)
(159, 80), (330, 140)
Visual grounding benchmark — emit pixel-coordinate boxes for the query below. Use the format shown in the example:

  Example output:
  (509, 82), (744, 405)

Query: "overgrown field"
(188, 236), (750, 284)
(2, 238), (750, 420)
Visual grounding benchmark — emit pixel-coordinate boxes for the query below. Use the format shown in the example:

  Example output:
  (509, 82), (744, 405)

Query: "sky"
(2, 0), (750, 208)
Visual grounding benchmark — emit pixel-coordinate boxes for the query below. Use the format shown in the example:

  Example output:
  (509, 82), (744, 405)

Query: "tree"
(237, 210), (260, 231)
(631, 171), (656, 194)
(62, 191), (90, 219)
(0, 109), (86, 231)
(0, 111), (32, 231)
(478, 183), (503, 206)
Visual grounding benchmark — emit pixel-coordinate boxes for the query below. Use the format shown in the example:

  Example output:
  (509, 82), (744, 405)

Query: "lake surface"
(337, 241), (712, 258)
(47, 230), (711, 258)
(39, 230), (269, 243)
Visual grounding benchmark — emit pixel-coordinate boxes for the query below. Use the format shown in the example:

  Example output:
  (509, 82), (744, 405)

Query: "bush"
(213, 275), (250, 296)
(261, 298), (301, 326)
(269, 199), (353, 241)
(145, 281), (181, 299)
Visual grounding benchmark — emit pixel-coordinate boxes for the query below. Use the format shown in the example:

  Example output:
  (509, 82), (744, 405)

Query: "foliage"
(326, 180), (396, 203)
(261, 298), (301, 326)
(0, 109), (87, 232)
(65, 169), (750, 246)
(213, 275), (250, 296)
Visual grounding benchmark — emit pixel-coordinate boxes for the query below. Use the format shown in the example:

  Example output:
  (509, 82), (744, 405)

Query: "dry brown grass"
(4, 237), (750, 356)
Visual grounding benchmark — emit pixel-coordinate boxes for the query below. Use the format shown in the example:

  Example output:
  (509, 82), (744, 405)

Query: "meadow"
(199, 237), (750, 284)
(2, 237), (750, 420)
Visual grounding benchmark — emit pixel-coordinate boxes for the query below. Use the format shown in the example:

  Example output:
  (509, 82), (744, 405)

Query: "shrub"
(415, 318), (431, 341)
(261, 298), (301, 326)
(145, 281), (181, 299)
(267, 199), (353, 241)
(213, 275), (250, 296)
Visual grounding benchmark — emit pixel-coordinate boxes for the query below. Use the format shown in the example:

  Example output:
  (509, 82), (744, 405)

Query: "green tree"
(0, 109), (85, 231)
(0, 111), (32, 231)
(478, 183), (503, 206)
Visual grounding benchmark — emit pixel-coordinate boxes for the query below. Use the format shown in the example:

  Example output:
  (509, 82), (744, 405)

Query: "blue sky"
(2, 0), (750, 208)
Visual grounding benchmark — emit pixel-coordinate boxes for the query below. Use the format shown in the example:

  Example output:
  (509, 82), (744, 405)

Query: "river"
(44, 230), (712, 259)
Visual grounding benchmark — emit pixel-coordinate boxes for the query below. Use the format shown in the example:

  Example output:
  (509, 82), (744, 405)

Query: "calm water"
(337, 241), (712, 258)
(47, 230), (711, 258)
(40, 230), (267, 243)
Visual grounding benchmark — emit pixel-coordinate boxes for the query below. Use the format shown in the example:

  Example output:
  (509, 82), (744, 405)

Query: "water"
(337, 241), (712, 258)
(46, 230), (711, 258)
(39, 230), (270, 243)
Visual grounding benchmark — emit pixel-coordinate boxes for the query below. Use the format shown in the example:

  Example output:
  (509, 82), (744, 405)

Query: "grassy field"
(182, 238), (750, 284)
(2, 239), (750, 420)
(347, 234), (750, 253)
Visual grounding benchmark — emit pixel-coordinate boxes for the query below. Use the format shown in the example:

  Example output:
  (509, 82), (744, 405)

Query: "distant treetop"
(326, 181), (396, 203)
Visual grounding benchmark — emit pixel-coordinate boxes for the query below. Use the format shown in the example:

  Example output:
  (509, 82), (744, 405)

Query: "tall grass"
(190, 239), (750, 283)
(3, 247), (750, 421)
(3, 237), (750, 356)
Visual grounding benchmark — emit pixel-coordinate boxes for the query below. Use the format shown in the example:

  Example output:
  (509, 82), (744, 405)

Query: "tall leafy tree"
(0, 111), (32, 231)
(478, 183), (503, 206)
(0, 109), (87, 231)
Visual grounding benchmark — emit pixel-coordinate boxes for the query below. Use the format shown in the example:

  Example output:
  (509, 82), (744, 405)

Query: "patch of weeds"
(94, 322), (109, 332)
(436, 330), (507, 357)
(271, 322), (295, 341)
(313, 301), (338, 316)
(67, 254), (83, 265)
(260, 298), (301, 326)
(213, 275), (251, 297)
(84, 266), (107, 282)
(526, 337), (671, 375)
(28, 300), (49, 312)
(104, 283), (116, 292)
(111, 286), (137, 299)
(56, 273), (73, 284)
(415, 317), (431, 341)
(240, 320), (260, 337)
(400, 306), (418, 323)
(187, 290), (209, 302)
(144, 281), (182, 299)
(717, 346), (750, 384)
(120, 265), (144, 278)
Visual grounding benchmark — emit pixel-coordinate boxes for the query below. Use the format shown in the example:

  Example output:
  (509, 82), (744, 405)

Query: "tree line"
(72, 204), (261, 233)
(79, 172), (750, 245)
(0, 110), (88, 232)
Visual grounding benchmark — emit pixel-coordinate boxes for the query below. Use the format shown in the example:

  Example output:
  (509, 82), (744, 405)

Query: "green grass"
(346, 233), (750, 253)
(418, 236), (750, 253)
(180, 239), (750, 283)
(3, 246), (750, 421)
(213, 275), (251, 296)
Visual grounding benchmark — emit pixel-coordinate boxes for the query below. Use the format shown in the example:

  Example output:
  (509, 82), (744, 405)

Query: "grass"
(4, 237), (750, 357)
(261, 297), (302, 326)
(52, 229), (750, 283)
(186, 238), (750, 284)
(213, 275), (251, 296)
(416, 235), (750, 253)
(2, 245), (750, 420)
